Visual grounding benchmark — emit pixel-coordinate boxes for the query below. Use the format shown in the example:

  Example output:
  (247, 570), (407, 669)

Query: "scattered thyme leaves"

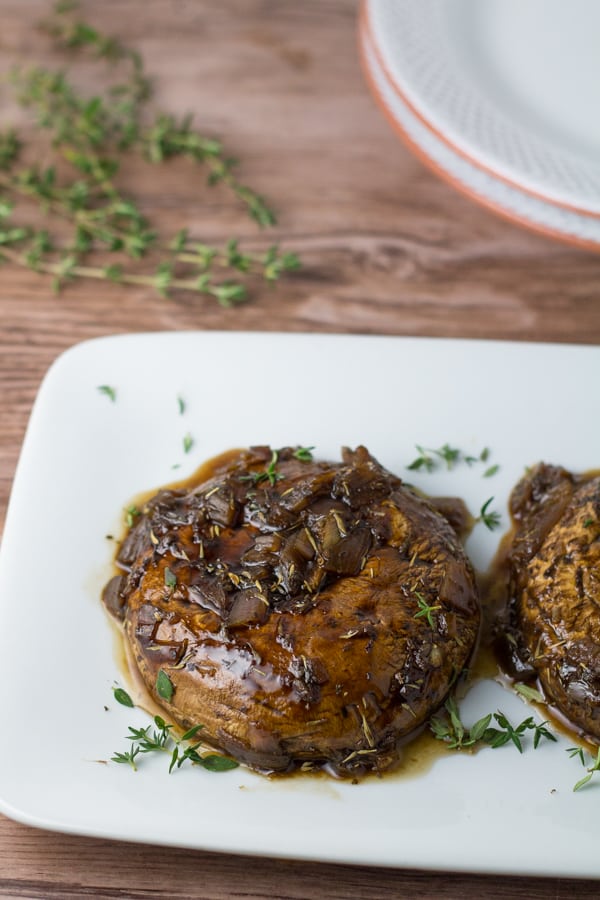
(406, 443), (499, 477)
(183, 433), (194, 454)
(483, 464), (500, 478)
(177, 395), (186, 415)
(111, 744), (140, 771)
(241, 449), (284, 486)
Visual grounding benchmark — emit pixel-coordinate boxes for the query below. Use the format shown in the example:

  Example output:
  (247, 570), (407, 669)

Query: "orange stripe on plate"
(360, 0), (600, 221)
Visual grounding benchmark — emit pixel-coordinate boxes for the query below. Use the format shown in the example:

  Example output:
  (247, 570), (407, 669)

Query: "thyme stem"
(0, 243), (256, 305)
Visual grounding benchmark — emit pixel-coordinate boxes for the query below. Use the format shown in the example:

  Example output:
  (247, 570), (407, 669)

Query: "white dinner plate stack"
(360, 0), (600, 250)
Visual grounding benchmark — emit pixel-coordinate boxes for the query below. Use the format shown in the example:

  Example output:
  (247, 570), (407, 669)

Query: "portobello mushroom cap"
(505, 463), (600, 740)
(104, 446), (480, 776)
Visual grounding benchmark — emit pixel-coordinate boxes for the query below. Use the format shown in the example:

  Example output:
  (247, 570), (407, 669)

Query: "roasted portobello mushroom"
(504, 463), (600, 741)
(103, 446), (481, 776)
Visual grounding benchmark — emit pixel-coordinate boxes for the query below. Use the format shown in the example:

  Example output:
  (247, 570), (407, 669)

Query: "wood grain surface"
(1, 1), (600, 897)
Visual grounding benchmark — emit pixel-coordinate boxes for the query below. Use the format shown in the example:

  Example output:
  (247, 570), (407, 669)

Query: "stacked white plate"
(360, 0), (600, 250)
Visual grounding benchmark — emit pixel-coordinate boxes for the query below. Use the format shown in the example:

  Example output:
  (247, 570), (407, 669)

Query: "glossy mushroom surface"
(104, 446), (481, 776)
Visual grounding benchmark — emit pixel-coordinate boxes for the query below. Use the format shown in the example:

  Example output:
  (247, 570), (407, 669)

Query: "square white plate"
(1, 331), (599, 878)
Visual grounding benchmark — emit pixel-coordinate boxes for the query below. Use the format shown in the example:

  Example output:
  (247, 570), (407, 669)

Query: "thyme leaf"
(156, 669), (174, 701)
(112, 686), (134, 708)
(97, 384), (116, 402)
(430, 699), (556, 754)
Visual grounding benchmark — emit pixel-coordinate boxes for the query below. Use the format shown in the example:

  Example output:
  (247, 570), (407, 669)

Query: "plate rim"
(363, 0), (600, 217)
(359, 15), (600, 254)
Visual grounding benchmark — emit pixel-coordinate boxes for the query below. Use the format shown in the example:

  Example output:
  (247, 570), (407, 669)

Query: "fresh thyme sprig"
(413, 592), (441, 629)
(112, 685), (134, 708)
(0, 221), (297, 304)
(0, 2), (300, 303)
(240, 449), (284, 487)
(407, 444), (499, 476)
(430, 697), (557, 753)
(97, 384), (116, 402)
(240, 446), (314, 487)
(513, 683), (545, 704)
(156, 669), (174, 701)
(164, 566), (177, 590)
(33, 3), (273, 224)
(112, 744), (141, 771)
(111, 712), (239, 774)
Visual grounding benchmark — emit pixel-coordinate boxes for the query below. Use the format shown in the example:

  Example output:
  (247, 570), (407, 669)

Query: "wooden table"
(1, 2), (600, 897)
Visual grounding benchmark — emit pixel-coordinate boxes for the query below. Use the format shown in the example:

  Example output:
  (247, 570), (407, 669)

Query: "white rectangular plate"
(0, 332), (599, 878)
